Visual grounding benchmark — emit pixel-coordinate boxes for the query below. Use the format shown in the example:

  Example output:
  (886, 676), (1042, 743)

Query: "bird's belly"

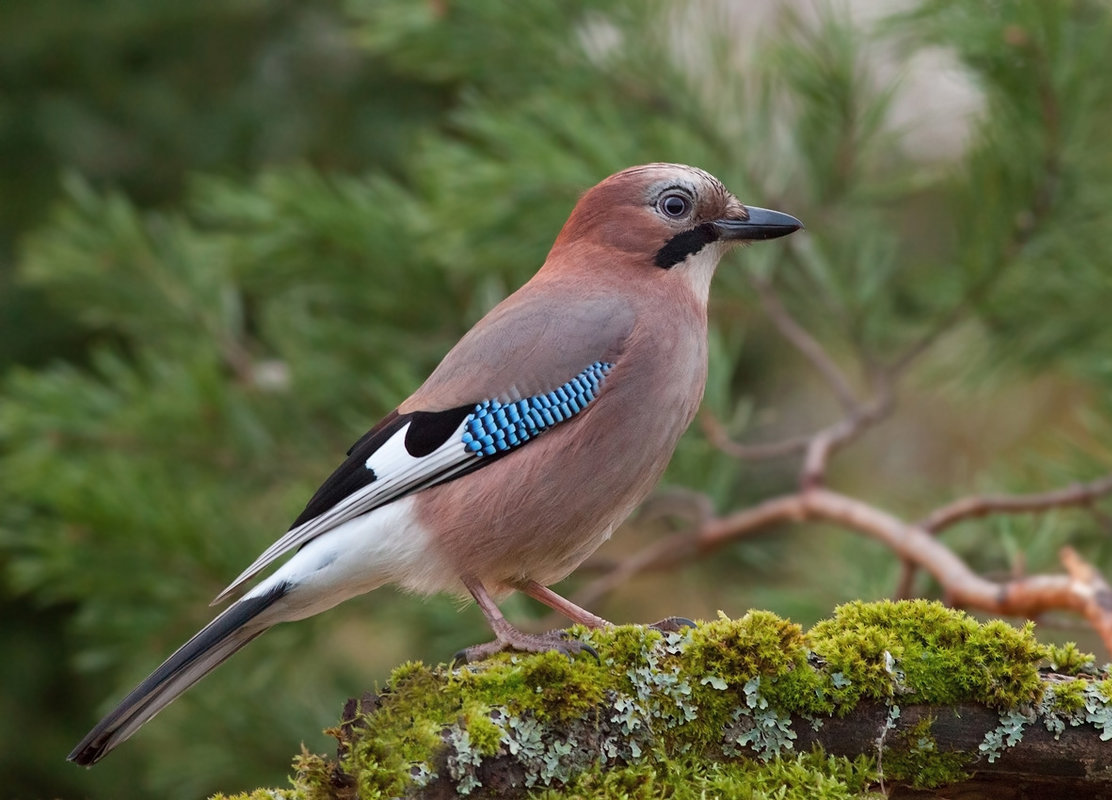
(413, 394), (689, 596)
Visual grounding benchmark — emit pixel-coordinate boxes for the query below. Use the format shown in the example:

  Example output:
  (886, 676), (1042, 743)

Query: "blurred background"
(2, 0), (1111, 797)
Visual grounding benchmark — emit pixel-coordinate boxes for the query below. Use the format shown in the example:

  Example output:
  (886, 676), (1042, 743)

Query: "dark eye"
(659, 192), (691, 218)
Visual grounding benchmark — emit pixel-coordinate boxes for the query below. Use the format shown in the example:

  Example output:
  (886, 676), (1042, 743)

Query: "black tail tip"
(67, 744), (104, 767)
(68, 731), (115, 766)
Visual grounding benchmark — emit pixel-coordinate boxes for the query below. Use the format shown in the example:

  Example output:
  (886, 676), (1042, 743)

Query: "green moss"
(965, 620), (1049, 706)
(224, 602), (1064, 798)
(1047, 678), (1090, 712)
(1046, 641), (1096, 674)
(586, 622), (665, 666)
(676, 610), (827, 747)
(882, 717), (973, 789)
(466, 648), (608, 721)
(337, 661), (453, 797)
(464, 711), (504, 757)
(684, 611), (809, 679)
(526, 749), (882, 800)
(685, 611), (830, 717)
(809, 600), (1046, 710)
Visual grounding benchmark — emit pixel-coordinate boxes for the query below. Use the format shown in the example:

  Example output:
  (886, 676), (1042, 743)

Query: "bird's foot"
(454, 628), (599, 665)
(648, 616), (697, 633)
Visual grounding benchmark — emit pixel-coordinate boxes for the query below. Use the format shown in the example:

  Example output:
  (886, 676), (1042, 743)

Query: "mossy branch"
(213, 602), (1112, 800)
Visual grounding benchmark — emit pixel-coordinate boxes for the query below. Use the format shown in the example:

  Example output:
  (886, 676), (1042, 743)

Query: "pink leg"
(458, 575), (598, 663)
(517, 580), (611, 628)
(520, 581), (693, 634)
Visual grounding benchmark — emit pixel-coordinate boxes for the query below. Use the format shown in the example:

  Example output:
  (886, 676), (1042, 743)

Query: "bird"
(68, 163), (802, 766)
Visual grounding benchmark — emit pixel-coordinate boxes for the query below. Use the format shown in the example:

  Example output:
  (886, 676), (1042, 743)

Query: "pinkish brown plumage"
(69, 163), (802, 766)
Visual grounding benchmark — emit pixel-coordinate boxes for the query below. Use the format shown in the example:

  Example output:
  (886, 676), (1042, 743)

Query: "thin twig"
(752, 277), (859, 414)
(699, 412), (812, 460)
(885, 301), (969, 377)
(920, 474), (1112, 534)
(704, 274), (899, 485)
(634, 488), (717, 528)
(799, 370), (894, 488)
(568, 530), (703, 612)
(700, 369), (895, 486)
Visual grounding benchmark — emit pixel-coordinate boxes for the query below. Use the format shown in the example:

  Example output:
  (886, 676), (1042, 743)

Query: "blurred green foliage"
(1, 1), (1111, 798)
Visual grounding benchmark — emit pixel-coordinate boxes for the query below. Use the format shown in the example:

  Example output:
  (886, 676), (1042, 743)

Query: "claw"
(453, 630), (600, 665)
(453, 639), (508, 665)
(573, 638), (601, 663)
(649, 616), (697, 633)
(551, 629), (599, 661)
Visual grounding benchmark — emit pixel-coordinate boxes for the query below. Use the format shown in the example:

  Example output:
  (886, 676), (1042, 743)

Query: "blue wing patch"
(462, 361), (612, 456)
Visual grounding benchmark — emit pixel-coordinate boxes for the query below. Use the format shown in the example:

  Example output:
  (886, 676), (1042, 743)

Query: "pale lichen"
(978, 708), (1032, 763)
(722, 676), (798, 761)
(1085, 681), (1112, 741)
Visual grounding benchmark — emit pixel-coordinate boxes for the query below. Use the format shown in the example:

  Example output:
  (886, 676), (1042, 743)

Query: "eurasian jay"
(69, 163), (801, 765)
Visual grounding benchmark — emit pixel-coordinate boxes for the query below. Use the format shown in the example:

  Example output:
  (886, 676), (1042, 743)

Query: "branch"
(920, 474), (1112, 533)
(885, 300), (968, 377)
(571, 486), (1112, 653)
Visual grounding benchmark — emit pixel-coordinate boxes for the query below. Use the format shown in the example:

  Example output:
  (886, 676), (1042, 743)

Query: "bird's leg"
(455, 576), (598, 664)
(519, 580), (695, 634)
(517, 580), (611, 628)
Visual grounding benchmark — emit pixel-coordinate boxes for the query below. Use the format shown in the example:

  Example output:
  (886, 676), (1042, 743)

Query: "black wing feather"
(290, 405), (473, 530)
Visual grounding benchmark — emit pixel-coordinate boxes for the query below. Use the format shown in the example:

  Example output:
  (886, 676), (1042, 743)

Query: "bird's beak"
(713, 206), (803, 242)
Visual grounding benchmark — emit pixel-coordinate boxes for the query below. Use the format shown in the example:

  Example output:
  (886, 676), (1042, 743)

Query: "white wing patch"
(211, 418), (472, 605)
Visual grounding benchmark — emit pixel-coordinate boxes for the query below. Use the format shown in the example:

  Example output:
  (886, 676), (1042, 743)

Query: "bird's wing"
(213, 289), (635, 604)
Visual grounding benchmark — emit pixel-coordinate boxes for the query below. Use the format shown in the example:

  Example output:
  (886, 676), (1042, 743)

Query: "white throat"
(678, 239), (732, 304)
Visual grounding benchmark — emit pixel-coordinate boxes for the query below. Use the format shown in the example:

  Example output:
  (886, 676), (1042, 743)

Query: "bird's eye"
(659, 193), (691, 218)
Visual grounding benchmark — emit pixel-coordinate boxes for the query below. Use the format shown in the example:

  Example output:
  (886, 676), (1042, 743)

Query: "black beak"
(713, 206), (803, 241)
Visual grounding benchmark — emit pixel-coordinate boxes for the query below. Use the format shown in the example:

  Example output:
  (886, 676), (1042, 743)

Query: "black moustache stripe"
(653, 223), (719, 269)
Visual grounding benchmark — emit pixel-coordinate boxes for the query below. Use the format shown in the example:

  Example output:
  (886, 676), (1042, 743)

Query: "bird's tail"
(68, 580), (291, 766)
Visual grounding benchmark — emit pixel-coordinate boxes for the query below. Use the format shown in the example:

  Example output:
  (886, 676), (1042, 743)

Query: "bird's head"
(547, 163), (802, 300)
